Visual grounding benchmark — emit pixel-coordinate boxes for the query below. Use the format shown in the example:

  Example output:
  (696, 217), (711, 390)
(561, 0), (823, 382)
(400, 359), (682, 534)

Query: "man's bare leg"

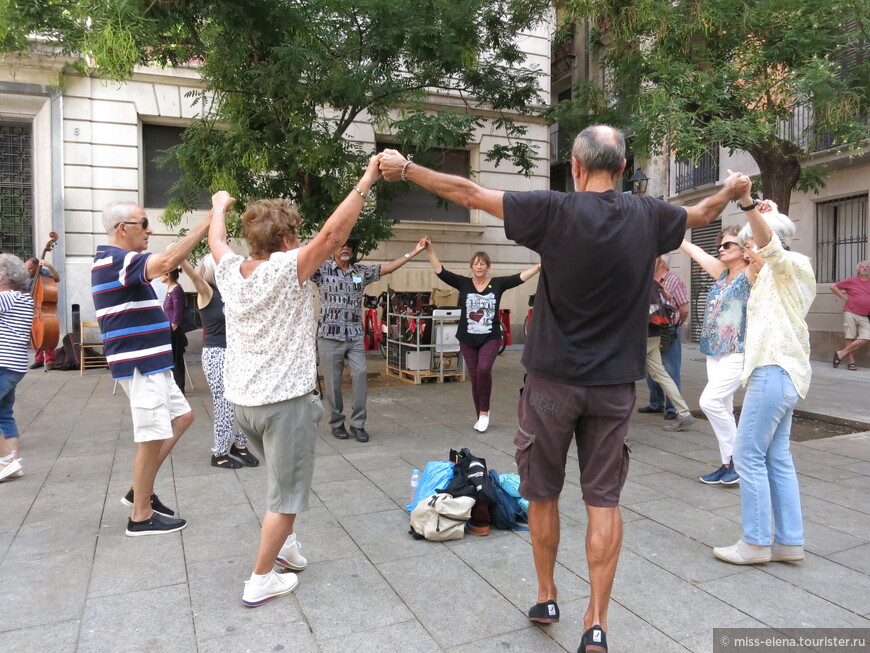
(131, 440), (163, 521)
(157, 410), (194, 468)
(131, 411), (193, 520)
(584, 505), (623, 633)
(837, 338), (869, 364)
(253, 512), (296, 574)
(528, 497), (560, 603)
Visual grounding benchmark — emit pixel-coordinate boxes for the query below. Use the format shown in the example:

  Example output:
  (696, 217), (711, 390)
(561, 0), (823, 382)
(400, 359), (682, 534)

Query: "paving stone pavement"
(1, 346), (869, 652)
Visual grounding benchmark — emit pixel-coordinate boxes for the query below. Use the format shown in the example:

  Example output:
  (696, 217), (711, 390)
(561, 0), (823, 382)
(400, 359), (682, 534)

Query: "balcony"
(551, 31), (576, 82)
(778, 105), (836, 153)
(674, 143), (720, 194)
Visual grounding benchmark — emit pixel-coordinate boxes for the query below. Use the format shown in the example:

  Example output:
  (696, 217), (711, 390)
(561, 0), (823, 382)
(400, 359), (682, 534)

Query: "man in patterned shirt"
(92, 197), (219, 536)
(312, 237), (427, 442)
(639, 254), (690, 420)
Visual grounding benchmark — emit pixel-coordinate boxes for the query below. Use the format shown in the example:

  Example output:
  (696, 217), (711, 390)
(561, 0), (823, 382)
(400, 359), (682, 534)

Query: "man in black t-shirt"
(380, 126), (750, 651)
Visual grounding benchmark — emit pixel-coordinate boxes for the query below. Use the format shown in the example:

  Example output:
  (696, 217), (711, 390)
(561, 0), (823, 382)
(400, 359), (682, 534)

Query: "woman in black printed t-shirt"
(423, 237), (540, 432)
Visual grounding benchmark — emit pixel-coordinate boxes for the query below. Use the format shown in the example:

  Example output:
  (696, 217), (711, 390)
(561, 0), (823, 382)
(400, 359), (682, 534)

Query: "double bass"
(30, 232), (60, 351)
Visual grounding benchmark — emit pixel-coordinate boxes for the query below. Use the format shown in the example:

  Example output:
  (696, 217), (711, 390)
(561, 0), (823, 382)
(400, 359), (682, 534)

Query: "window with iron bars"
(675, 143), (720, 194)
(816, 194), (868, 283)
(0, 123), (34, 261)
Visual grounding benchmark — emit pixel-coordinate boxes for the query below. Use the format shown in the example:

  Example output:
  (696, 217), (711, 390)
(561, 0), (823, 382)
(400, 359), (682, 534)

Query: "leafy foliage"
(558, 0), (870, 210)
(3, 0), (550, 253)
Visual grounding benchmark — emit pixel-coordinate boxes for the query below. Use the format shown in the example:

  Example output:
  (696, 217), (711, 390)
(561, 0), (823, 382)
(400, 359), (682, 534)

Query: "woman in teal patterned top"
(680, 226), (751, 485)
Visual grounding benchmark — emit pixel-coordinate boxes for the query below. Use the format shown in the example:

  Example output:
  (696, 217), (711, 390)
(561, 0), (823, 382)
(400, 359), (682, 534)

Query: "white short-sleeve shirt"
(216, 249), (316, 406)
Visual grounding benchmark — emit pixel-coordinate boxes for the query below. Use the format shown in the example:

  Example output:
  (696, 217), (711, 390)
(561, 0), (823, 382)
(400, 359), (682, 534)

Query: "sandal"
(578, 625), (607, 653)
(528, 599), (559, 623)
(211, 454), (242, 469)
(230, 444), (260, 467)
(833, 353), (842, 368)
(848, 363), (858, 371)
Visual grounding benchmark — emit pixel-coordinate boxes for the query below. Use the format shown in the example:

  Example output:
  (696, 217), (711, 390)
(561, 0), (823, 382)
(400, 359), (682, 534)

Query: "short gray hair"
(858, 261), (868, 269)
(196, 254), (217, 287)
(659, 253), (671, 268)
(102, 202), (139, 233)
(739, 208), (796, 249)
(571, 125), (626, 175)
(0, 253), (29, 291)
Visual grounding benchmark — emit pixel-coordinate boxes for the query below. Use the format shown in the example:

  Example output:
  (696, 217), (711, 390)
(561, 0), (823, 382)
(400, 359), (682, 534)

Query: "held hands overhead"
(378, 149), (408, 182)
(724, 169), (753, 202)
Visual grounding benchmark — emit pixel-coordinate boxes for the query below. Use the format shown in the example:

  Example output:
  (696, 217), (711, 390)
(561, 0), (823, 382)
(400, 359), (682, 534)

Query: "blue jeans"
(0, 367), (26, 439)
(646, 328), (681, 413)
(732, 365), (803, 546)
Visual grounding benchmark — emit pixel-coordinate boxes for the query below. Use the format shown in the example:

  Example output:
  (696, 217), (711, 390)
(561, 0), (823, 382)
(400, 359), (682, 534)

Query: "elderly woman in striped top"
(0, 254), (35, 481)
(713, 191), (816, 566)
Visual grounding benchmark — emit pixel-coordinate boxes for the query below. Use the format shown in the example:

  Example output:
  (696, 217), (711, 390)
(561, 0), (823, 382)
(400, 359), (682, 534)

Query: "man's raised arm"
(379, 149), (505, 219)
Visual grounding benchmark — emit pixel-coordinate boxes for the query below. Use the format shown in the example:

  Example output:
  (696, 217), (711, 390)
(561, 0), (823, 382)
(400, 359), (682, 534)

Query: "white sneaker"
(0, 455), (22, 482)
(275, 533), (308, 571)
(474, 415), (490, 432)
(713, 539), (771, 565)
(242, 570), (299, 607)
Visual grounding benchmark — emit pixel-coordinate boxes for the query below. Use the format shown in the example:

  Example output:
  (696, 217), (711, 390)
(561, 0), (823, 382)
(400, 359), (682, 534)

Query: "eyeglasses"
(116, 218), (149, 230)
(718, 241), (741, 251)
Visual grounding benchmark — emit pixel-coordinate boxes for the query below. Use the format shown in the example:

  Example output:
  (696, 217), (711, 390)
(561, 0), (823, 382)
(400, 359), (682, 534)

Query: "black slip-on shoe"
(578, 625), (607, 652)
(332, 425), (350, 440)
(349, 426), (369, 443)
(528, 599), (559, 623)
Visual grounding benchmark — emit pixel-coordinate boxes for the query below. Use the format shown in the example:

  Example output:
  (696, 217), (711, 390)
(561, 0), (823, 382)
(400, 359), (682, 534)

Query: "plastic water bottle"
(409, 468), (420, 506)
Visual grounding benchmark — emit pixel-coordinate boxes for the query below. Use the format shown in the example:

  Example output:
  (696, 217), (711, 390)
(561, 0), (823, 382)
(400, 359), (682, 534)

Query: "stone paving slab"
(1, 349), (868, 652)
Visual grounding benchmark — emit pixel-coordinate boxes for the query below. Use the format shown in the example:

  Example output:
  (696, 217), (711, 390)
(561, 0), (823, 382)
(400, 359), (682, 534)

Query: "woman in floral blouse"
(713, 196), (816, 566)
(208, 155), (383, 607)
(680, 227), (751, 485)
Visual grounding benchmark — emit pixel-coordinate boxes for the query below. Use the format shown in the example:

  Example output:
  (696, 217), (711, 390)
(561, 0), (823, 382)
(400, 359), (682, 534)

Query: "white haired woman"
(713, 195), (816, 565)
(0, 254), (35, 481)
(180, 255), (259, 470)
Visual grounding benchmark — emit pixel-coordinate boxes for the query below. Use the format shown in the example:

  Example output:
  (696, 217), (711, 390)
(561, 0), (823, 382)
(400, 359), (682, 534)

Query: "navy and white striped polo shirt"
(91, 245), (173, 380)
(0, 290), (35, 373)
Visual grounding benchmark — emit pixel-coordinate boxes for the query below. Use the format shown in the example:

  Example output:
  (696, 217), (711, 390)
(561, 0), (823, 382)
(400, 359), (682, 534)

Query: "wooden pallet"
(386, 365), (464, 385)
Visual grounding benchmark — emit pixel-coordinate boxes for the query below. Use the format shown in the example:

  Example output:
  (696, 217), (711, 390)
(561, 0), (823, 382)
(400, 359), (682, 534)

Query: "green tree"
(554, 0), (869, 212)
(2, 0), (549, 253)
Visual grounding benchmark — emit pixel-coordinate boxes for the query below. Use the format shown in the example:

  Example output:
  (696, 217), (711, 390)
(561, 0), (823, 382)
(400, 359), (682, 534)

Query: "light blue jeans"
(732, 365), (803, 546)
(0, 367), (26, 439)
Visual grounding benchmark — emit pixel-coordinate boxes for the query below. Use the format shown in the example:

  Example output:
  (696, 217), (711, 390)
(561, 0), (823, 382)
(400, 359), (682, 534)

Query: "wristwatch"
(404, 252), (411, 260)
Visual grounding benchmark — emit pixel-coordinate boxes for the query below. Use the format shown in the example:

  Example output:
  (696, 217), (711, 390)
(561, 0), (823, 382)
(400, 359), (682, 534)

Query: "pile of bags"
(407, 448), (528, 542)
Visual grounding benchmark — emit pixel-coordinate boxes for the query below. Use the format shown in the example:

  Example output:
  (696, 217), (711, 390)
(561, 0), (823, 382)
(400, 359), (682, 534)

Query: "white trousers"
(699, 352), (745, 464)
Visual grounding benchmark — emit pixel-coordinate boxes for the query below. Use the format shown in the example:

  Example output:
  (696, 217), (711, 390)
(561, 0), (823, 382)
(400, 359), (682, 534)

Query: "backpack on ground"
(440, 447), (497, 504)
(49, 333), (82, 371)
(409, 493), (476, 541)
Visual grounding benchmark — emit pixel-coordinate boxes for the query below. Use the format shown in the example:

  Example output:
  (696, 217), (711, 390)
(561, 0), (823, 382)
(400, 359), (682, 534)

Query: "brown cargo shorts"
(515, 372), (635, 508)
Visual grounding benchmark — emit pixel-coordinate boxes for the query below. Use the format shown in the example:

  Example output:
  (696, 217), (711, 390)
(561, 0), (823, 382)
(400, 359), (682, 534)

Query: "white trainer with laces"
(474, 415), (490, 432)
(276, 533), (308, 571)
(242, 570), (299, 607)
